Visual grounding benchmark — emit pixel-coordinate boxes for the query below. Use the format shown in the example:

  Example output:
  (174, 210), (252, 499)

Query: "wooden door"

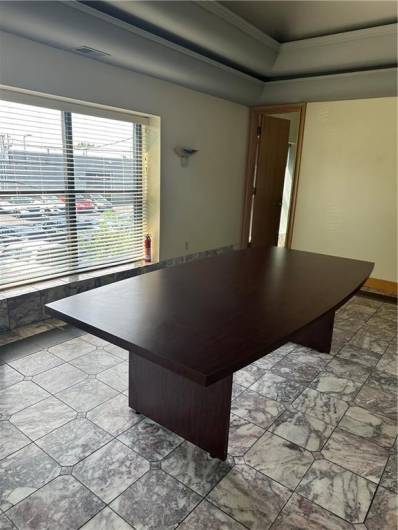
(250, 115), (290, 247)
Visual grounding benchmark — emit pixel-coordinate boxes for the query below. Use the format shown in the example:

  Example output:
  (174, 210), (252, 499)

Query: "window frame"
(0, 88), (150, 289)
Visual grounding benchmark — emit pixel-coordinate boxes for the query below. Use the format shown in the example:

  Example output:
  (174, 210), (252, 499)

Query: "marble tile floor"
(0, 294), (396, 530)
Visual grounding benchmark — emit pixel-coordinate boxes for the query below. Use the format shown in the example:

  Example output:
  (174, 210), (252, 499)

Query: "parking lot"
(0, 194), (138, 286)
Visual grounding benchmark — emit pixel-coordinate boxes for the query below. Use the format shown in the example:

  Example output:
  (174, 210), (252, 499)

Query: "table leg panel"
(129, 353), (232, 460)
(290, 309), (335, 353)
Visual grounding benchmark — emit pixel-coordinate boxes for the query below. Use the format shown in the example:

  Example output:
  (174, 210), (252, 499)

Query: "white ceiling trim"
(282, 23), (397, 50)
(67, 0), (262, 82)
(196, 0), (279, 50)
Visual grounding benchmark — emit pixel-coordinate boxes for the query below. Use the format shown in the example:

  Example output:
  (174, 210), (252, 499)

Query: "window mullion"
(61, 111), (78, 271)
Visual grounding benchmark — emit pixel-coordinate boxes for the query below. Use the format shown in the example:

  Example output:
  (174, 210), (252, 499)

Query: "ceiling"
(0, 1), (396, 105)
(220, 1), (397, 42)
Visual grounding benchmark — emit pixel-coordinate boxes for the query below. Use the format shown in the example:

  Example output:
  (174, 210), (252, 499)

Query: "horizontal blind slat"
(0, 97), (147, 289)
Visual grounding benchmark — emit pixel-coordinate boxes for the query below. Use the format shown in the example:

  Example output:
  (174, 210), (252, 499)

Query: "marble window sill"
(0, 246), (234, 333)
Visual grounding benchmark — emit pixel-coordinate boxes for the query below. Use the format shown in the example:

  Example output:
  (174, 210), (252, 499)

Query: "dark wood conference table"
(47, 247), (373, 460)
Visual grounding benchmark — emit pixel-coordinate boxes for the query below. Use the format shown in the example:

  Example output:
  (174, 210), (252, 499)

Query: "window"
(0, 95), (148, 288)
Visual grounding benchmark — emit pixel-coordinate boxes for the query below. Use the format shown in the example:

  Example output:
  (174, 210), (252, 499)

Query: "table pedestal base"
(291, 309), (335, 353)
(129, 353), (232, 460)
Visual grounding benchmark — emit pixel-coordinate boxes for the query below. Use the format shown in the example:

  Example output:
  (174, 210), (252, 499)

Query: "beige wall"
(0, 31), (249, 261)
(292, 97), (397, 282)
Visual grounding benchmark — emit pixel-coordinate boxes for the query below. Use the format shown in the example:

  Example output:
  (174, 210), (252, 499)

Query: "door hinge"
(252, 187), (257, 196)
(256, 126), (262, 137)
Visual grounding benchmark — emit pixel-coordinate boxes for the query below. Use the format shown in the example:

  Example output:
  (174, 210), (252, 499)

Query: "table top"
(47, 247), (373, 385)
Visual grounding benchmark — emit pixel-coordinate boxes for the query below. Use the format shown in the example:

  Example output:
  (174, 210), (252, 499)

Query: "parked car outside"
(3, 196), (43, 218)
(40, 195), (65, 216)
(89, 194), (113, 211)
(0, 199), (18, 215)
(59, 194), (95, 213)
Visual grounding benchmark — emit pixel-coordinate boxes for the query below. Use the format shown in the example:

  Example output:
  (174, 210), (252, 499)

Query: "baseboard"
(362, 277), (397, 298)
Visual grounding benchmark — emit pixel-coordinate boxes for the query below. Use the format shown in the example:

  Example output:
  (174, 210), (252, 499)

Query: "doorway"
(241, 104), (306, 249)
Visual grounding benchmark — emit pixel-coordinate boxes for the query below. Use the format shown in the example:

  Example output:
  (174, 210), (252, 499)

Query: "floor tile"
(80, 507), (133, 530)
(339, 406), (398, 448)
(34, 325), (86, 349)
(321, 428), (389, 483)
(233, 364), (266, 387)
(375, 304), (397, 322)
(81, 334), (110, 347)
(111, 470), (200, 529)
(251, 359), (275, 373)
(0, 421), (31, 460)
(326, 357), (371, 383)
(355, 384), (397, 421)
(337, 344), (381, 368)
(87, 394), (142, 436)
(96, 361), (128, 392)
(309, 373), (361, 402)
(70, 350), (121, 375)
(231, 382), (245, 400)
(231, 388), (285, 429)
(366, 315), (397, 335)
(365, 486), (398, 530)
(36, 418), (112, 466)
(251, 372), (305, 402)
(118, 417), (183, 461)
(332, 328), (356, 347)
(252, 344), (295, 370)
(334, 315), (364, 334)
(161, 441), (232, 496)
(0, 381), (50, 418)
(367, 369), (398, 396)
(297, 459), (376, 523)
(228, 415), (264, 457)
(292, 388), (348, 425)
(10, 396), (76, 440)
(56, 378), (117, 412)
(208, 464), (290, 530)
(271, 492), (354, 530)
(73, 439), (149, 503)
(178, 499), (245, 530)
(349, 330), (389, 355)
(103, 343), (129, 360)
(0, 444), (60, 511)
(8, 350), (63, 376)
(0, 365), (24, 389)
(337, 303), (376, 322)
(287, 347), (333, 369)
(380, 454), (397, 493)
(271, 357), (320, 384)
(7, 475), (104, 530)
(270, 342), (298, 357)
(270, 409), (334, 451)
(376, 350), (398, 376)
(49, 337), (96, 361)
(244, 431), (313, 489)
(0, 513), (16, 530)
(32, 362), (88, 394)
(347, 296), (382, 309)
(357, 323), (395, 344)
(0, 335), (45, 363)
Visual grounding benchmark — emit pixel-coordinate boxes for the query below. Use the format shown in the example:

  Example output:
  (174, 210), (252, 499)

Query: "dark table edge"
(46, 260), (374, 387)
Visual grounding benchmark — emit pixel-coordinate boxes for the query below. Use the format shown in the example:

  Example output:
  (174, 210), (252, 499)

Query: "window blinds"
(0, 97), (147, 288)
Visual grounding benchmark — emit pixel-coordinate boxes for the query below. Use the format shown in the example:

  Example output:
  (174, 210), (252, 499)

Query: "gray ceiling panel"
(220, 1), (397, 42)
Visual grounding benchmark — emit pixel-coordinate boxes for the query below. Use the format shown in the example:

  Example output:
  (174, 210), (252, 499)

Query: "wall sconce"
(174, 146), (199, 167)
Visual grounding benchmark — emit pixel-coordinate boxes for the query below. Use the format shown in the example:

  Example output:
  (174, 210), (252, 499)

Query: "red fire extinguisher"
(144, 234), (151, 262)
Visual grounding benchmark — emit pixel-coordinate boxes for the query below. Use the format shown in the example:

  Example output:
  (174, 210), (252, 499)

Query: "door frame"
(240, 103), (307, 249)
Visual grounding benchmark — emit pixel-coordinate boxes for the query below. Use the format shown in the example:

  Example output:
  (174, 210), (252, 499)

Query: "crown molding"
(66, 1), (262, 83)
(259, 67), (397, 104)
(282, 23), (398, 50)
(196, 1), (279, 51)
